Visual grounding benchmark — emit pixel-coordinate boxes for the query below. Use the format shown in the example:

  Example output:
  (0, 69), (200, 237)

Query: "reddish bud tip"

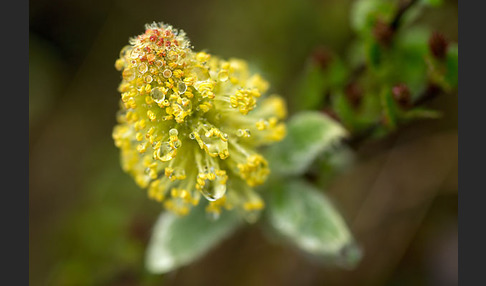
(392, 83), (411, 108)
(345, 83), (363, 109)
(311, 46), (333, 69)
(429, 32), (449, 60)
(373, 19), (394, 46)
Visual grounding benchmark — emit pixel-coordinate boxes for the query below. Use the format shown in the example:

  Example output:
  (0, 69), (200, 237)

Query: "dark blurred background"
(29, 0), (458, 285)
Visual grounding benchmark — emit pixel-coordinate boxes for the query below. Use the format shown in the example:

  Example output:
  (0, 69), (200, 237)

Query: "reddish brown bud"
(392, 83), (411, 108)
(373, 19), (394, 46)
(429, 32), (449, 60)
(311, 46), (333, 69)
(345, 83), (363, 109)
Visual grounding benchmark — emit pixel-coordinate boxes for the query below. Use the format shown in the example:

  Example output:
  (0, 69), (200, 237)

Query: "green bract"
(266, 111), (347, 175)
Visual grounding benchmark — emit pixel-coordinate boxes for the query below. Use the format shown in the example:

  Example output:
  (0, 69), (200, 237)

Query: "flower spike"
(113, 22), (286, 217)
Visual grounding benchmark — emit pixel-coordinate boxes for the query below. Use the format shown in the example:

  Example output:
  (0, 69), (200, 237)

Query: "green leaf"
(393, 27), (430, 94)
(350, 0), (395, 34)
(445, 44), (458, 89)
(327, 58), (349, 89)
(266, 111), (348, 176)
(145, 205), (241, 274)
(332, 91), (357, 131)
(427, 42), (458, 92)
(294, 63), (328, 111)
(367, 40), (382, 68)
(332, 90), (379, 133)
(266, 179), (361, 267)
(380, 87), (400, 130)
(400, 3), (426, 28)
(293, 59), (348, 112)
(403, 108), (442, 120)
(421, 0), (443, 7)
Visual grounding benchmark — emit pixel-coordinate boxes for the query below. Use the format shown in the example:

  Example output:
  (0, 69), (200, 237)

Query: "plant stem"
(343, 83), (442, 149)
(390, 0), (419, 31)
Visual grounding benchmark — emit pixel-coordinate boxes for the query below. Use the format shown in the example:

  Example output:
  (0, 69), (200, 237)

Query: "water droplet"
(119, 45), (132, 58)
(200, 174), (227, 201)
(151, 87), (165, 101)
(169, 128), (178, 136)
(176, 98), (192, 114)
(213, 180), (226, 198)
(130, 48), (140, 59)
(236, 129), (251, 138)
(178, 169), (186, 177)
(155, 60), (164, 67)
(144, 75), (153, 83)
(122, 68), (136, 81)
(138, 63), (148, 74)
(189, 133), (196, 139)
(181, 98), (191, 107)
(147, 53), (156, 62)
(177, 82), (187, 94)
(218, 70), (229, 82)
(173, 140), (182, 149)
(201, 135), (228, 158)
(158, 142), (175, 161)
(168, 52), (179, 62)
(163, 69), (172, 78)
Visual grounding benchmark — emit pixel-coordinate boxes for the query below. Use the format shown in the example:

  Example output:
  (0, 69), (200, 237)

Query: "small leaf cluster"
(295, 0), (457, 138)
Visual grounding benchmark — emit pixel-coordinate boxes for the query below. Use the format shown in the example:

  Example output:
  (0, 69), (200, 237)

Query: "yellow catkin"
(112, 22), (287, 218)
